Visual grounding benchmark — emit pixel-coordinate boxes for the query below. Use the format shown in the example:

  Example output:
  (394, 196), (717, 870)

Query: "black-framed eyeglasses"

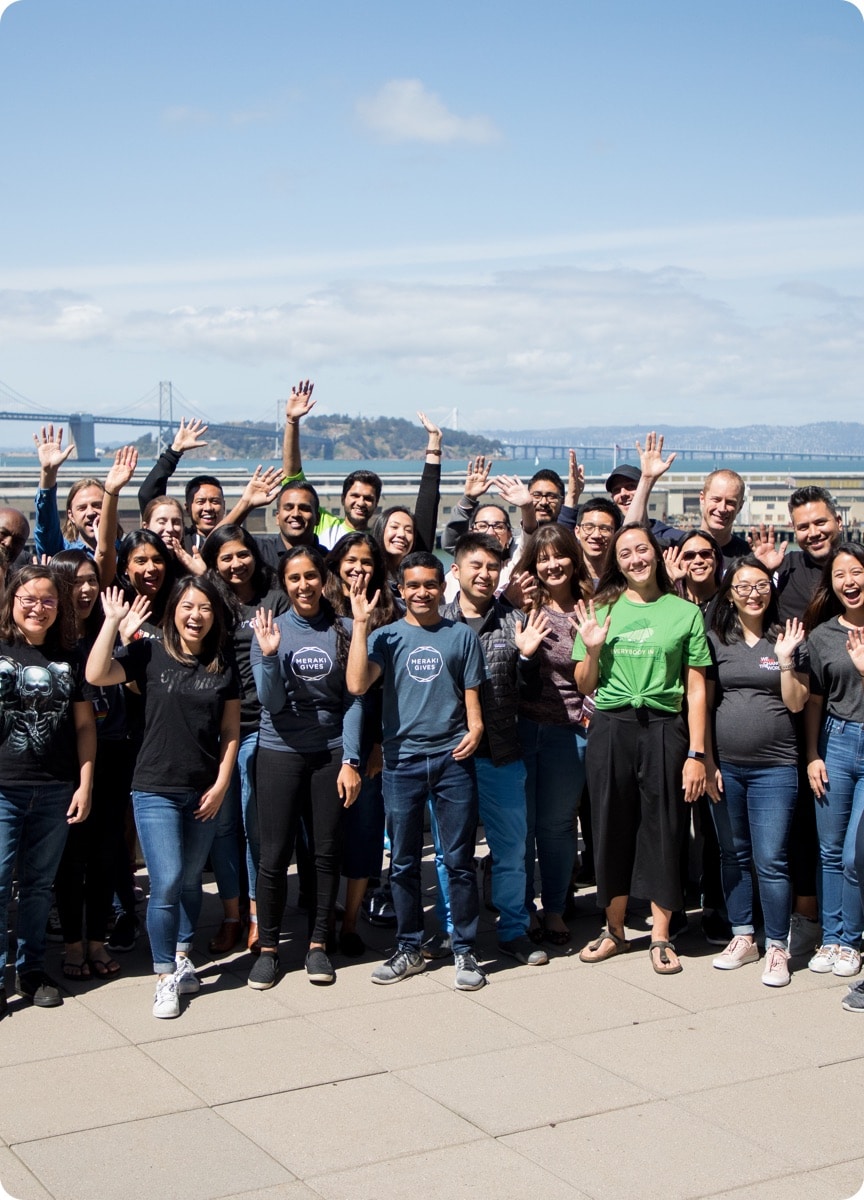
(731, 581), (771, 597)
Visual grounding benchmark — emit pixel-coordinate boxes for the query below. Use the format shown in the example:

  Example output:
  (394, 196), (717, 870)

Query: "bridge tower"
(68, 413), (96, 461)
(157, 381), (173, 455)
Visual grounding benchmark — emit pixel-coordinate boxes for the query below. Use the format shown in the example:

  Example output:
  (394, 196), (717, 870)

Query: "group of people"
(3, 387), (864, 1023)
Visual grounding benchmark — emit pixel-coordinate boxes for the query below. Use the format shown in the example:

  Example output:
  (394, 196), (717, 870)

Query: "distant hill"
(489, 422), (864, 454)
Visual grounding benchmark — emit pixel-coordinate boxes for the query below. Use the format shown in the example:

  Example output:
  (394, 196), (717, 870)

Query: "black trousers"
(255, 745), (345, 947)
(587, 707), (688, 912)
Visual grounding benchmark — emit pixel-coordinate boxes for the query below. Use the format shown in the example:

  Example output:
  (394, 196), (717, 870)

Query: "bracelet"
(687, 749), (706, 761)
(427, 448), (443, 456)
(778, 663), (795, 672)
(104, 490), (120, 498)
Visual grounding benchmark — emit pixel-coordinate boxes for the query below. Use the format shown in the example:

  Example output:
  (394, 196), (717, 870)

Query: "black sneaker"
(362, 889), (397, 928)
(701, 908), (733, 946)
(305, 947), (336, 985)
(15, 970), (63, 1008)
(105, 912), (139, 953)
(248, 953), (280, 990)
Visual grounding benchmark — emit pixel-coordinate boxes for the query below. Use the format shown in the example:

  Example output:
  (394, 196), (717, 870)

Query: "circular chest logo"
(406, 645), (444, 683)
(291, 646), (334, 681)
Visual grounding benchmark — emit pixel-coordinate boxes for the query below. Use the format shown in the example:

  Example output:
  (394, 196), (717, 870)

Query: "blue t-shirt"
(367, 618), (486, 766)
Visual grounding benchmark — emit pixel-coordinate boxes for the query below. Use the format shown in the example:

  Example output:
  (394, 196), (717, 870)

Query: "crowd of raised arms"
(3, 381), (864, 1021)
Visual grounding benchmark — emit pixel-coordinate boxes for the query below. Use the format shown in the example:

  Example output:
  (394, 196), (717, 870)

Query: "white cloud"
(355, 78), (501, 145)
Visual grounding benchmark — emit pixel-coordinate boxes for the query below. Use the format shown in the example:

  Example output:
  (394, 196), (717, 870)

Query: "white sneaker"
(712, 935), (759, 970)
(808, 944), (842, 974)
(174, 955), (200, 995)
(833, 947), (862, 978)
(153, 974), (179, 1019)
(788, 912), (821, 958)
(761, 945), (791, 987)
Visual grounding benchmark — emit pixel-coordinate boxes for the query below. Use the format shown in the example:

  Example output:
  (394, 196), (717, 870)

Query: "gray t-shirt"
(708, 632), (804, 767)
(808, 617), (864, 724)
(367, 617), (486, 767)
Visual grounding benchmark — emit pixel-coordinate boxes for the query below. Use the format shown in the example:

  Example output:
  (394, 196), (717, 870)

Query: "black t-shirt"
(776, 550), (823, 623)
(0, 639), (85, 785)
(234, 587), (290, 735)
(115, 639), (240, 793)
(719, 533), (751, 569)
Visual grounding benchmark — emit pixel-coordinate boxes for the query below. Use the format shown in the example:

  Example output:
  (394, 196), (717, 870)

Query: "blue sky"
(0, 0), (863, 439)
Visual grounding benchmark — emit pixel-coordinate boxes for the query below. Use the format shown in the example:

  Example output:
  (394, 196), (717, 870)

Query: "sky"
(0, 0), (863, 441)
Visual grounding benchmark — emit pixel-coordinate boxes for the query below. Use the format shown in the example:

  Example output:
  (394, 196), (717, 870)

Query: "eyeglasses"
(731, 582), (771, 597)
(680, 549), (715, 563)
(529, 491), (562, 504)
(15, 593), (58, 611)
(579, 522), (615, 536)
(473, 520), (510, 533)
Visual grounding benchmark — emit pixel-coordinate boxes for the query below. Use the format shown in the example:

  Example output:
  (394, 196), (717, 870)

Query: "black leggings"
(255, 745), (345, 947)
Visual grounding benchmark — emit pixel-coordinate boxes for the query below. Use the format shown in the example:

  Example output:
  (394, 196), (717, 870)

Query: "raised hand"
(171, 417), (209, 454)
(285, 380), (315, 422)
(100, 586), (131, 624)
(847, 626), (864, 677)
(748, 524), (787, 571)
(253, 607), (281, 656)
(566, 449), (585, 505)
(34, 424), (75, 483)
(775, 617), (805, 666)
(349, 574), (380, 622)
(635, 430), (676, 480)
(241, 465), (282, 509)
(174, 543), (207, 576)
(514, 606), (550, 658)
(494, 475), (532, 509)
(104, 445), (138, 495)
(463, 456), (492, 500)
(119, 593), (153, 643)
(663, 544), (687, 583)
(574, 598), (612, 649)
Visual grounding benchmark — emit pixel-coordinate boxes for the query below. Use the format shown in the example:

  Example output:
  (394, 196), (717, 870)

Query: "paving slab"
(142, 1015), (383, 1104)
(307, 987), (538, 1070)
(307, 1137), (592, 1199)
(0, 994), (129, 1066)
(216, 1072), (483, 1178)
(500, 1099), (789, 1200)
(397, 1040), (651, 1136)
(0, 1045), (203, 1143)
(556, 1007), (815, 1098)
(13, 1109), (292, 1200)
(675, 1064), (864, 1170)
(695, 1171), (847, 1199)
(708, 986), (864, 1068)
(0, 1146), (53, 1200)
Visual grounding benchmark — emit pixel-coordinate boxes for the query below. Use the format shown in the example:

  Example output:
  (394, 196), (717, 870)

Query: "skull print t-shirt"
(0, 640), (85, 784)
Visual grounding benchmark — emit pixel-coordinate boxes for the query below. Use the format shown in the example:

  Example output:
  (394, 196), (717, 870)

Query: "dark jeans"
(383, 751), (479, 955)
(255, 745), (345, 947)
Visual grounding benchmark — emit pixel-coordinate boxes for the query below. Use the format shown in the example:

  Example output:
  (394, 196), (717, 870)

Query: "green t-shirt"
(572, 593), (711, 713)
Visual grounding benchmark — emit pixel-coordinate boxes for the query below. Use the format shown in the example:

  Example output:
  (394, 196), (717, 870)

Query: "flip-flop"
(649, 939), (683, 975)
(88, 954), (121, 978)
(62, 958), (91, 980)
(579, 928), (630, 963)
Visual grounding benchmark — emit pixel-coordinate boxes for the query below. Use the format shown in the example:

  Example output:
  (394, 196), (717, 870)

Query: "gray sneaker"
(842, 979), (864, 1012)
(371, 948), (426, 985)
(498, 936), (549, 966)
(421, 932), (453, 960)
(454, 951), (487, 991)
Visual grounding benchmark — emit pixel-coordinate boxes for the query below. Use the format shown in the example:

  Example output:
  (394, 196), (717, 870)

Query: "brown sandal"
(649, 939), (682, 975)
(579, 928), (630, 963)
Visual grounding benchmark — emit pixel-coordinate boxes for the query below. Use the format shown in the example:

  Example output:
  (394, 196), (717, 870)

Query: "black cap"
(605, 464), (641, 491)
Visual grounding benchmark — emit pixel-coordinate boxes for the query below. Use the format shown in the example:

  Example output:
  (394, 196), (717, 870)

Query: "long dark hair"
(711, 555), (781, 645)
(116, 530), (177, 626)
(324, 532), (396, 630)
(673, 529), (723, 602)
(803, 541), (864, 633)
(0, 564), (77, 652)
(514, 524), (592, 609)
(372, 505), (416, 572)
(594, 523), (673, 608)
(280, 546), (350, 668)
(200, 524), (274, 601)
(51, 549), (103, 641)
(162, 575), (230, 673)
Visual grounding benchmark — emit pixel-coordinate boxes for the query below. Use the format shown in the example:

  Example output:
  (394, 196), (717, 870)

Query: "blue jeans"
(519, 717), (587, 915)
(711, 762), (797, 945)
(383, 751), (479, 955)
(430, 757), (530, 943)
(210, 732), (259, 901)
(133, 790), (217, 973)
(0, 782), (73, 977)
(814, 715), (864, 948)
